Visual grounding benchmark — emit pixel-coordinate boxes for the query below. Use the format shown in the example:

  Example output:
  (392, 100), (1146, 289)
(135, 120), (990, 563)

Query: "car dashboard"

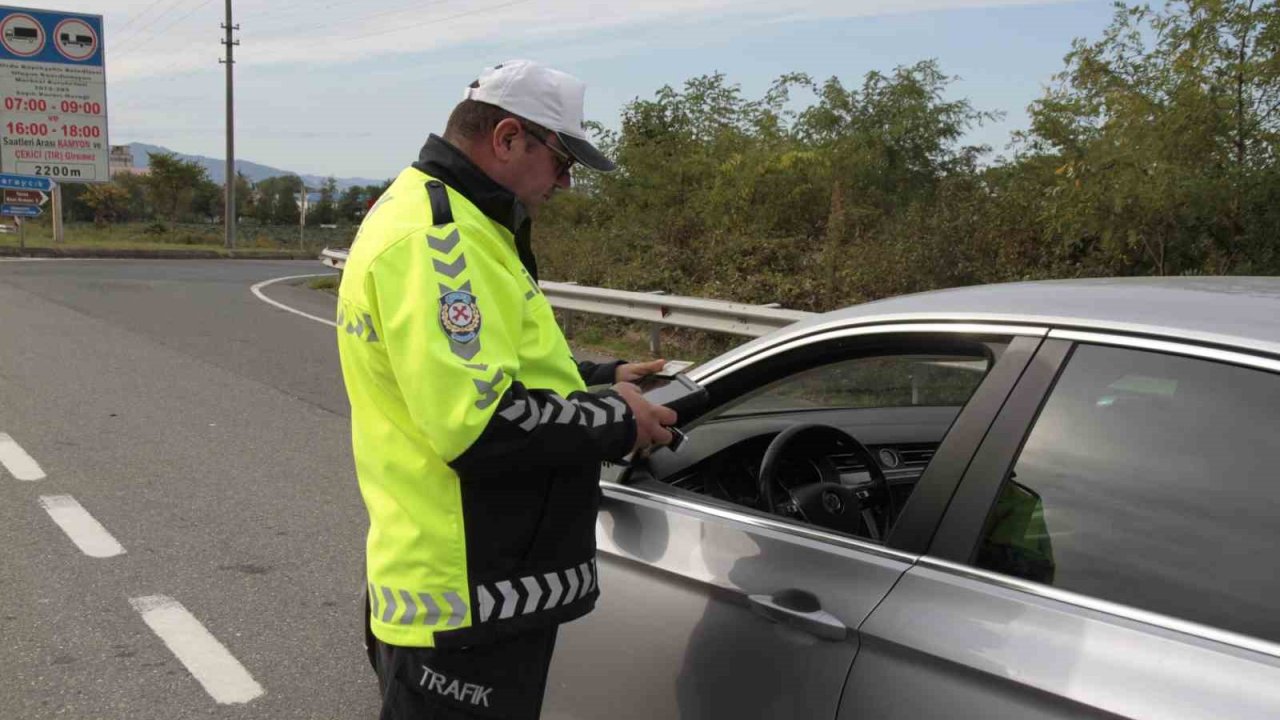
(630, 405), (961, 524)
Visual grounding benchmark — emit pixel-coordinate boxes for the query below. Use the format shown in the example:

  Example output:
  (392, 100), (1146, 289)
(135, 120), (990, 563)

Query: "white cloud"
(99, 0), (1067, 80)
(75, 0), (1085, 177)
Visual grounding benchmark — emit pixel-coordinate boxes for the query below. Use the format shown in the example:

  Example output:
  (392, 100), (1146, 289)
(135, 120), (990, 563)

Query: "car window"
(718, 354), (991, 417)
(975, 343), (1280, 643)
(643, 339), (1009, 544)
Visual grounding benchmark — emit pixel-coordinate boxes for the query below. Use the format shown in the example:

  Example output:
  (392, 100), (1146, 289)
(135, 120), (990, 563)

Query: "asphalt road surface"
(0, 259), (613, 719)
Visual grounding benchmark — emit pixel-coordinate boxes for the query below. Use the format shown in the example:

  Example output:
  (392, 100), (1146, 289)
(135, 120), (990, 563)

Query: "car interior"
(622, 335), (1010, 544)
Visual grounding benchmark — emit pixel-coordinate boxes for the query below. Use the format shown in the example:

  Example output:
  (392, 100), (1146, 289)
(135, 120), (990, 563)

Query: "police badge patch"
(440, 290), (481, 343)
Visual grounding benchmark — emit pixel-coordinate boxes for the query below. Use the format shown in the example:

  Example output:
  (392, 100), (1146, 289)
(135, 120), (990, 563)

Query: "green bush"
(538, 1), (1280, 315)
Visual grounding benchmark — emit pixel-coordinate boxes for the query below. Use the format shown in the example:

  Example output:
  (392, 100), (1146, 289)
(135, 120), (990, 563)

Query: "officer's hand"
(615, 358), (666, 384)
(613, 382), (678, 453)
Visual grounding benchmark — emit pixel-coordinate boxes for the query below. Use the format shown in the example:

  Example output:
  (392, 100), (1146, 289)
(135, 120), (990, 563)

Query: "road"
(0, 259), (609, 718)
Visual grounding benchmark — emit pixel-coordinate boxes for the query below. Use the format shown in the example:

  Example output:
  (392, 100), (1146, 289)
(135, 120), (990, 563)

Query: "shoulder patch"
(440, 290), (481, 344)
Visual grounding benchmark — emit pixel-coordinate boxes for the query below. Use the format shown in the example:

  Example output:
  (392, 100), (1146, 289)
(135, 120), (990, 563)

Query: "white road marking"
(130, 595), (265, 705)
(0, 432), (45, 481)
(250, 273), (339, 327)
(38, 495), (126, 558)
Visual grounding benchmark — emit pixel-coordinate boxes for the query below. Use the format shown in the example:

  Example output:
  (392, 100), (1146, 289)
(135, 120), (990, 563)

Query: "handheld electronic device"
(642, 372), (708, 420)
(653, 359), (695, 378)
(636, 360), (695, 391)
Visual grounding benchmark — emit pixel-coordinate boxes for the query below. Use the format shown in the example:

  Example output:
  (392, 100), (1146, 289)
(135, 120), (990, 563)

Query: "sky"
(49, 0), (1118, 181)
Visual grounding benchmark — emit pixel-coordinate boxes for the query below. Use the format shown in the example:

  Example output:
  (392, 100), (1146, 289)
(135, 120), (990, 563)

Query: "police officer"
(336, 60), (677, 719)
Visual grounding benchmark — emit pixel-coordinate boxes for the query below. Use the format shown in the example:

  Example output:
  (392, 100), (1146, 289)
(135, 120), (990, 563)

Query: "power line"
(113, 0), (180, 37)
(114, 0), (218, 60)
(252, 0), (458, 37)
(247, 0), (352, 24)
(341, 0), (535, 42)
(114, 0), (199, 47)
(115, 0), (535, 65)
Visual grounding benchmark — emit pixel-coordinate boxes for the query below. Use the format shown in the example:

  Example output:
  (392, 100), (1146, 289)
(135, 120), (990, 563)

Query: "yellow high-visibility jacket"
(337, 136), (634, 648)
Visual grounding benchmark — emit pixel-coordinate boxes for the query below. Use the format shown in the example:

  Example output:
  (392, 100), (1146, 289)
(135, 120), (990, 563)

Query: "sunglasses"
(522, 123), (575, 178)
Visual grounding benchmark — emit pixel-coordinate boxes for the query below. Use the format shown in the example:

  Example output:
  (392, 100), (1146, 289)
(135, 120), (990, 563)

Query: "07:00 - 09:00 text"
(3, 98), (104, 114)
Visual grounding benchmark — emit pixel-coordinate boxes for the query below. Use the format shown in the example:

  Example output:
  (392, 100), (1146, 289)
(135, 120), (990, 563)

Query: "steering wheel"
(758, 424), (893, 541)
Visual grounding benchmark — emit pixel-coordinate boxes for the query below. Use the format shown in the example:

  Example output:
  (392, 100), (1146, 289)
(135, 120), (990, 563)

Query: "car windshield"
(717, 354), (991, 417)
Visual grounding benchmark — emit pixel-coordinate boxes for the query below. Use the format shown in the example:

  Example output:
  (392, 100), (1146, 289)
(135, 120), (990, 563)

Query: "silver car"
(542, 277), (1280, 719)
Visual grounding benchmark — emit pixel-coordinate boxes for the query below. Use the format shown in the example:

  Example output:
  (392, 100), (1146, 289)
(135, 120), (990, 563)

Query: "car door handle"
(747, 589), (849, 641)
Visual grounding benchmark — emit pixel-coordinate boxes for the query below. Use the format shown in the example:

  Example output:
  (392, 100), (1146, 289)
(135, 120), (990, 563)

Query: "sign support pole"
(18, 217), (24, 251)
(51, 183), (62, 244)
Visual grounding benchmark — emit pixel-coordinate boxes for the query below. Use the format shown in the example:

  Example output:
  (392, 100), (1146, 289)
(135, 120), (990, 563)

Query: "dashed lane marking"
(0, 432), (45, 481)
(38, 495), (126, 558)
(250, 273), (339, 328)
(130, 595), (265, 705)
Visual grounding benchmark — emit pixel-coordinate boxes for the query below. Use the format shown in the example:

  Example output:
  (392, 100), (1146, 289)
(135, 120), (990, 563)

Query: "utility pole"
(220, 0), (239, 250)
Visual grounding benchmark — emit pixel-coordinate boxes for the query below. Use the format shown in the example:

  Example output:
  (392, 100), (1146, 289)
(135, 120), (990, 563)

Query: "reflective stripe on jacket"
(338, 137), (635, 648)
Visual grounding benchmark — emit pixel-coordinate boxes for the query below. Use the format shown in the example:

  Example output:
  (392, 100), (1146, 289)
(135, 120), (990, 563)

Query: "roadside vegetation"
(11, 1), (1272, 359)
(309, 276), (340, 292)
(0, 148), (391, 254)
(539, 0), (1280, 312)
(0, 220), (353, 255)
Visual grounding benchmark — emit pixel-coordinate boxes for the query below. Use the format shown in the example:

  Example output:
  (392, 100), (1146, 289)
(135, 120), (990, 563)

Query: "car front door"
(542, 326), (1044, 719)
(841, 334), (1280, 719)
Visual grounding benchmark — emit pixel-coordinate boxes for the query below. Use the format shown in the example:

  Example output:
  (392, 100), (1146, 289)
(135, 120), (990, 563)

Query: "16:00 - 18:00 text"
(5, 122), (101, 138)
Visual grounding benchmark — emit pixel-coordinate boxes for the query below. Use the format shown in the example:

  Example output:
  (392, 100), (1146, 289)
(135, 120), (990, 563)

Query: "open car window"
(715, 354), (992, 418)
(634, 335), (1011, 544)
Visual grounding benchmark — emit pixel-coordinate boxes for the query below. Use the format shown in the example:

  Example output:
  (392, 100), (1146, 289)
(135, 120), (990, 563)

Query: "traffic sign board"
(0, 173), (54, 191)
(2, 203), (42, 217)
(0, 7), (107, 183)
(4, 189), (47, 205)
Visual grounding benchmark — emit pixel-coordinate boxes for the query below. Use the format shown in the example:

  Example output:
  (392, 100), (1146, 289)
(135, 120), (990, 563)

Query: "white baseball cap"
(464, 59), (616, 172)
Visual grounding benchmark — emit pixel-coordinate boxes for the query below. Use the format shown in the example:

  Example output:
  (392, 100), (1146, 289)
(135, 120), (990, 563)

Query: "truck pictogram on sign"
(0, 14), (44, 56)
(52, 18), (95, 61)
(59, 32), (92, 47)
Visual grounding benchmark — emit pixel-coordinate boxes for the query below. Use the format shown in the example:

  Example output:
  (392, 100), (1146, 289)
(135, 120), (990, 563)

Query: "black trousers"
(373, 628), (559, 720)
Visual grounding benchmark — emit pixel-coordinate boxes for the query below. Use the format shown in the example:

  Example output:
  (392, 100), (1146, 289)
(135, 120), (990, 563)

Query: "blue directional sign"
(0, 173), (54, 191)
(2, 203), (42, 217)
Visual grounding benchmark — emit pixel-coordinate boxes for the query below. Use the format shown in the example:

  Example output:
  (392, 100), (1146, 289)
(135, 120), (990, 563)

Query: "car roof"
(703, 277), (1280, 375)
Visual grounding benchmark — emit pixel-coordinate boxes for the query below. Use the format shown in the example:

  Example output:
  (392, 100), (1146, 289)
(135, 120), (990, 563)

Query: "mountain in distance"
(126, 143), (386, 190)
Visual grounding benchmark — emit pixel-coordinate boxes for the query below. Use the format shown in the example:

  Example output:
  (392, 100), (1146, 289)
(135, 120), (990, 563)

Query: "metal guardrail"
(319, 247), (813, 352)
(540, 281), (811, 337)
(320, 247), (346, 271)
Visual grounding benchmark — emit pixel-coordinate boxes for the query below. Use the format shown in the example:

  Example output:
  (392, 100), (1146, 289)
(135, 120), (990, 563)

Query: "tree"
(145, 152), (209, 227)
(191, 176), (223, 222)
(1023, 0), (1280, 274)
(252, 175), (302, 226)
(58, 183), (94, 222)
(531, 2), (1280, 314)
(82, 182), (131, 226)
(313, 176), (338, 225)
(233, 171), (253, 220)
(113, 172), (151, 221)
(337, 185), (365, 222)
